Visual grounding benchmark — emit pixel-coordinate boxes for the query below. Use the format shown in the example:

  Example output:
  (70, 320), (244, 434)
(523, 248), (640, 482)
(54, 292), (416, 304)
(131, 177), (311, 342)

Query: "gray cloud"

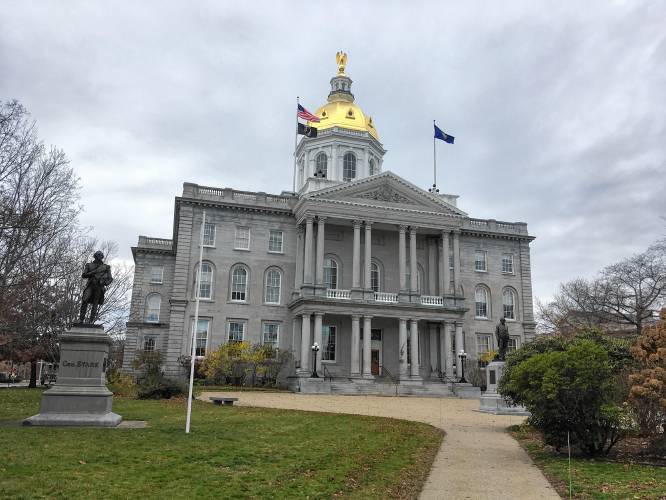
(1, 0), (664, 302)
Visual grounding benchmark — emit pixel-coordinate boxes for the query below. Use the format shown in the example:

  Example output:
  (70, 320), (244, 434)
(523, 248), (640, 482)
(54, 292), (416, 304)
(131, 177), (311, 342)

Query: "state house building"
(121, 55), (536, 396)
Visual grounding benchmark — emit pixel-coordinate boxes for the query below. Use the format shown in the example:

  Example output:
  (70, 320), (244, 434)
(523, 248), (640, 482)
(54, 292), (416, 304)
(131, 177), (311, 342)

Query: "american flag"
(297, 104), (320, 123)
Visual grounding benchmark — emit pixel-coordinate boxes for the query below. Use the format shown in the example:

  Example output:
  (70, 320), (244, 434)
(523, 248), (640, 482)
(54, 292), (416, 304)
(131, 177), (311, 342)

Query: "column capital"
(398, 224), (408, 233)
(352, 219), (362, 228)
(302, 312), (311, 319)
(363, 315), (374, 320)
(409, 226), (417, 234)
(351, 314), (362, 321)
(399, 317), (409, 322)
(305, 215), (315, 223)
(317, 216), (327, 223)
(364, 221), (373, 228)
(441, 228), (451, 236)
(314, 312), (324, 319)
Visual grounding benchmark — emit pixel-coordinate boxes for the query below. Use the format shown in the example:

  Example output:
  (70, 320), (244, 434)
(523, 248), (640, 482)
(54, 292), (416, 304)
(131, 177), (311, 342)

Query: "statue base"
(24, 325), (122, 427)
(478, 361), (530, 416)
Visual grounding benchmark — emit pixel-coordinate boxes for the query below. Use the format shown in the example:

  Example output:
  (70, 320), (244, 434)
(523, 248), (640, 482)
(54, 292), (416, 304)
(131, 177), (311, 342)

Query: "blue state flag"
(434, 124), (455, 144)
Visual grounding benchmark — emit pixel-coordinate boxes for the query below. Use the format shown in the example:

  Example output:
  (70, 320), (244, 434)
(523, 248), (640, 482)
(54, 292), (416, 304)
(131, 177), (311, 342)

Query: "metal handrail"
(322, 365), (334, 382)
(379, 365), (400, 396)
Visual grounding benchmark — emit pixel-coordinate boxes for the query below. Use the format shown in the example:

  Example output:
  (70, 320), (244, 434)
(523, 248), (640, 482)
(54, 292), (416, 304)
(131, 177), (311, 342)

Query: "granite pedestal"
(479, 360), (529, 415)
(24, 324), (122, 427)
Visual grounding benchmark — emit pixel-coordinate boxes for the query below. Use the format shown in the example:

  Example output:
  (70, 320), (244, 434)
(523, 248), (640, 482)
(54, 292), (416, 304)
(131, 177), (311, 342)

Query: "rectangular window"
(143, 336), (156, 352)
(322, 325), (336, 361)
(268, 230), (283, 253)
(149, 266), (163, 284)
(192, 319), (210, 357)
(234, 227), (250, 250)
(502, 254), (514, 274)
(474, 251), (487, 272)
(262, 322), (279, 349)
(508, 337), (519, 353)
(476, 334), (491, 355)
(203, 223), (216, 247)
(228, 320), (246, 343)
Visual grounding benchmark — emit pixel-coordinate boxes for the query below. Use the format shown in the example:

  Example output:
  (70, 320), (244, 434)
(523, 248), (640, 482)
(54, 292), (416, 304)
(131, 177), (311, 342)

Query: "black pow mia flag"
(298, 123), (318, 138)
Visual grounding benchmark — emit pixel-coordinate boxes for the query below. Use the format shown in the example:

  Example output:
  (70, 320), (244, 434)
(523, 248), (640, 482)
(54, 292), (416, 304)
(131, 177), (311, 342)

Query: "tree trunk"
(28, 361), (37, 388)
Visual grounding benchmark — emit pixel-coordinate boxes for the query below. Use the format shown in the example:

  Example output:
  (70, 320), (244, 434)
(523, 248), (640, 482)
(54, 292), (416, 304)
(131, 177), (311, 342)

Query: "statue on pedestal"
(79, 251), (113, 324)
(495, 317), (510, 361)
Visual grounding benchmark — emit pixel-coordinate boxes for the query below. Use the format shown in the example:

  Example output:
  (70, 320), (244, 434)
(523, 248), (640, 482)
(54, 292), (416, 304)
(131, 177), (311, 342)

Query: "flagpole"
(433, 119), (437, 191)
(292, 96), (299, 193)
(186, 209), (206, 434)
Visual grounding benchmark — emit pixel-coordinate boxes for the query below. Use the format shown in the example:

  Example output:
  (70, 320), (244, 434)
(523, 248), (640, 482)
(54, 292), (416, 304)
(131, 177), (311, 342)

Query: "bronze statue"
(495, 317), (510, 361)
(79, 251), (113, 324)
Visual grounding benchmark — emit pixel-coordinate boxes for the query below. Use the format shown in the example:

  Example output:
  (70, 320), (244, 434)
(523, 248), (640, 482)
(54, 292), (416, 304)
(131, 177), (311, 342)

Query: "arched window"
(145, 294), (161, 323)
(503, 288), (516, 320)
(315, 152), (327, 178)
(264, 268), (282, 304)
(368, 158), (375, 176)
(195, 262), (213, 299)
(231, 265), (248, 302)
(343, 152), (356, 181)
(475, 286), (489, 319)
(324, 257), (338, 289)
(370, 261), (380, 292)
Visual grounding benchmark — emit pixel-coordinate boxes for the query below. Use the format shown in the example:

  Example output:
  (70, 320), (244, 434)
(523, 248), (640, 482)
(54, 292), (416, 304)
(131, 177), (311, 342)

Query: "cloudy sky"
(1, 1), (664, 303)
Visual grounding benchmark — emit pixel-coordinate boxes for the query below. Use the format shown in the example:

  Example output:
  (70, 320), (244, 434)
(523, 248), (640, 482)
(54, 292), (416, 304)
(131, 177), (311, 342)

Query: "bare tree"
(539, 240), (666, 336)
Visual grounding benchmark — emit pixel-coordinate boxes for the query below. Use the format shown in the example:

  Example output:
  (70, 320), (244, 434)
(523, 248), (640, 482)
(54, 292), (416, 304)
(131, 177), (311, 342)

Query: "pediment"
(305, 171), (467, 216)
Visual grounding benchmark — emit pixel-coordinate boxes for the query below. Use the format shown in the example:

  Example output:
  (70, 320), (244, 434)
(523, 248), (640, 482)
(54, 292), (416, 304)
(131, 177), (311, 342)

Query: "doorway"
(371, 349), (380, 375)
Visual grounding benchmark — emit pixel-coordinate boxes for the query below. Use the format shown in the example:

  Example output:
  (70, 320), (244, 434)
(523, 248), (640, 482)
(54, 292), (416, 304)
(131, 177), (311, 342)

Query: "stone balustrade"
(183, 183), (295, 207)
(420, 295), (444, 306)
(326, 289), (351, 300)
(374, 292), (398, 303)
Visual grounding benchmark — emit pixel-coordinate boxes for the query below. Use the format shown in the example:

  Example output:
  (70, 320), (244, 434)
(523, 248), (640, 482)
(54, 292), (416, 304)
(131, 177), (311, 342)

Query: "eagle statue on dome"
(336, 51), (347, 75)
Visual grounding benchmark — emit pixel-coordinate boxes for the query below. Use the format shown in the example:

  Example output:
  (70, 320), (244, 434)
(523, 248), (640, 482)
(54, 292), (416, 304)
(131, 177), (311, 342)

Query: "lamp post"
(311, 342), (320, 378)
(458, 349), (468, 383)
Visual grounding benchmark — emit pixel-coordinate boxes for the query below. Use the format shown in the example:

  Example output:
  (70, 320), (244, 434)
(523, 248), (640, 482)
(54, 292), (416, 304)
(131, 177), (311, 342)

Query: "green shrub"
(132, 351), (184, 399)
(501, 338), (629, 456)
(201, 342), (283, 387)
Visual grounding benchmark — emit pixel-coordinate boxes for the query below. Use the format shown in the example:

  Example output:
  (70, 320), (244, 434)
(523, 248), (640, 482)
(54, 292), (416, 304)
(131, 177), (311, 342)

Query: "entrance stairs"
(294, 376), (461, 397)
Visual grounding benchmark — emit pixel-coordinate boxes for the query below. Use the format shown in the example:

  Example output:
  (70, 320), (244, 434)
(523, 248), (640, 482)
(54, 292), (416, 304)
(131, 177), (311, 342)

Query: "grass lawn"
(0, 389), (442, 499)
(510, 425), (666, 500)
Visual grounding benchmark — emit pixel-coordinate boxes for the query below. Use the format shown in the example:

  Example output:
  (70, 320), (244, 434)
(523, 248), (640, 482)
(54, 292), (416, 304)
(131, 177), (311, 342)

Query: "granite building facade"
(121, 56), (536, 395)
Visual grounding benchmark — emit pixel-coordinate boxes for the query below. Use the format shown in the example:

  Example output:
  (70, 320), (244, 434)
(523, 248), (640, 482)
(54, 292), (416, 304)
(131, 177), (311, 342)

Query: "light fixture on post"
(311, 342), (320, 378)
(458, 349), (468, 383)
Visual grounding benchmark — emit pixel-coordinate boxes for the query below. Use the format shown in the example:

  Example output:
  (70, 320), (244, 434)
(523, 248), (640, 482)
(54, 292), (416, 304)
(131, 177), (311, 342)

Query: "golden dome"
(307, 52), (379, 141)
(310, 101), (379, 140)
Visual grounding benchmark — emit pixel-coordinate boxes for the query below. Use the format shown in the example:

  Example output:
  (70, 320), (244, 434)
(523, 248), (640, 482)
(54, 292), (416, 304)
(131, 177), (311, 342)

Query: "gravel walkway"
(201, 392), (560, 499)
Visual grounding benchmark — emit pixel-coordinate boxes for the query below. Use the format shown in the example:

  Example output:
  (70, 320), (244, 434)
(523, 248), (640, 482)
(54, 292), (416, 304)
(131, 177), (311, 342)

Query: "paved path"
(201, 392), (560, 500)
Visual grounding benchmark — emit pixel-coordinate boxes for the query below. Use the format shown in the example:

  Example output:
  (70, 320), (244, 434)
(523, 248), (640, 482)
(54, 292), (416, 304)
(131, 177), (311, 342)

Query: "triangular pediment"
(305, 171), (467, 216)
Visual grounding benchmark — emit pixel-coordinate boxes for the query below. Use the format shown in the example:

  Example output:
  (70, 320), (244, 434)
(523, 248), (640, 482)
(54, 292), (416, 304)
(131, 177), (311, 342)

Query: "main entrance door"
(371, 350), (380, 375)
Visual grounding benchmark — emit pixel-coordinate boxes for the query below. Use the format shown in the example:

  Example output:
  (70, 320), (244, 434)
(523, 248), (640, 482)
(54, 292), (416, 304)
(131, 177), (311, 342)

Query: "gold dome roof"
(311, 101), (379, 140)
(307, 52), (379, 141)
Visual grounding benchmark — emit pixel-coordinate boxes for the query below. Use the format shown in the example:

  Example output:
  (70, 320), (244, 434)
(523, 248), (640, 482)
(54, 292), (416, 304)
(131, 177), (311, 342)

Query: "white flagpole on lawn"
(186, 209), (206, 434)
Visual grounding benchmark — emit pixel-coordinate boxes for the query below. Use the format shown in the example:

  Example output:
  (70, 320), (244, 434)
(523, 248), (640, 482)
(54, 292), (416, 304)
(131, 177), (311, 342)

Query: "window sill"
(321, 360), (336, 364)
(149, 281), (163, 285)
(268, 251), (284, 255)
(264, 302), (282, 307)
(228, 300), (249, 305)
(474, 317), (490, 321)
(195, 298), (214, 302)
(203, 244), (215, 248)
(234, 247), (250, 252)
(474, 269), (487, 273)
(501, 271), (515, 275)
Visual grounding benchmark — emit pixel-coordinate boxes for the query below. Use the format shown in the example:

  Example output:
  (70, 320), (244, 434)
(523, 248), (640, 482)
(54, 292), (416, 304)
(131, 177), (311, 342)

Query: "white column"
(315, 217), (326, 286)
(410, 319), (420, 378)
(455, 322), (464, 379)
(303, 216), (314, 285)
(429, 323), (438, 376)
(352, 220), (361, 288)
(399, 318), (408, 378)
(441, 230), (450, 295)
(364, 221), (372, 290)
(453, 231), (460, 296)
(398, 225), (407, 292)
(351, 315), (361, 376)
(295, 225), (304, 290)
(314, 312), (323, 373)
(362, 316), (372, 377)
(300, 313), (311, 372)
(409, 227), (418, 293)
(445, 322), (454, 378)
(428, 239), (436, 295)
